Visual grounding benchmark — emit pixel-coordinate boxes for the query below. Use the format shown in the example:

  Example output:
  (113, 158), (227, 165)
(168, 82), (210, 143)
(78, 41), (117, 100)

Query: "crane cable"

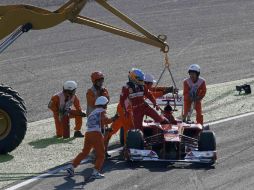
(155, 52), (178, 111)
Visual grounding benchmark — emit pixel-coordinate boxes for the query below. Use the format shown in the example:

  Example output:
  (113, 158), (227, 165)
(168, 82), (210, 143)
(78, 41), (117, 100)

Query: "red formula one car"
(122, 95), (217, 166)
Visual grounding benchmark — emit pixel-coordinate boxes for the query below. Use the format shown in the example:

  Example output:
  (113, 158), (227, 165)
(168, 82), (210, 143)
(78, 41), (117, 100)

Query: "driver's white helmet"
(95, 96), (108, 106)
(63, 81), (77, 91)
(144, 74), (157, 83)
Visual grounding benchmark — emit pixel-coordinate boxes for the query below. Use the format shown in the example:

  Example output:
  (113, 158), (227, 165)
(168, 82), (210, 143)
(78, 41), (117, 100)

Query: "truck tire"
(126, 129), (144, 149)
(0, 93), (27, 154)
(0, 84), (26, 112)
(198, 131), (216, 151)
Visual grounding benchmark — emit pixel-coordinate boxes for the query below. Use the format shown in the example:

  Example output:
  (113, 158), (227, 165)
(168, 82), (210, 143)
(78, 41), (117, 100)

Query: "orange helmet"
(91, 71), (104, 83)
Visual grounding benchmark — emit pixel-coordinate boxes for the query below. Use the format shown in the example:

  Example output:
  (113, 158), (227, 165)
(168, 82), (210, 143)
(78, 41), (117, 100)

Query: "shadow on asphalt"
(234, 93), (252, 97)
(104, 155), (215, 173)
(51, 154), (215, 189)
(54, 176), (85, 190)
(0, 154), (14, 163)
(54, 168), (95, 190)
(28, 136), (75, 149)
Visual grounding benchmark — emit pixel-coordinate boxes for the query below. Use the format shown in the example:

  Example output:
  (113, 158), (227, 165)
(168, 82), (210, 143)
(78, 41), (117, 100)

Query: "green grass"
(28, 136), (75, 149)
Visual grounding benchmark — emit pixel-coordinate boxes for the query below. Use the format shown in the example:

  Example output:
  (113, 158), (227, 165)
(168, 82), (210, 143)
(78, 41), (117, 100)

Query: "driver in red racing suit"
(120, 68), (168, 131)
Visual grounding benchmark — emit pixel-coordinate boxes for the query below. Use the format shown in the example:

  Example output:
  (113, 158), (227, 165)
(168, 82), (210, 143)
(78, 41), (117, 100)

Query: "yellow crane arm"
(0, 0), (87, 38)
(0, 0), (169, 52)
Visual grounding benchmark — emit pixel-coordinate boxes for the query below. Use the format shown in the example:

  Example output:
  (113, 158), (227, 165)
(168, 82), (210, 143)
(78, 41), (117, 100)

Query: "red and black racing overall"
(120, 82), (164, 131)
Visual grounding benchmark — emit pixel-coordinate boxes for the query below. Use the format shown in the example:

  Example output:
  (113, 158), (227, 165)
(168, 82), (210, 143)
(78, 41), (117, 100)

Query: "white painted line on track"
(5, 148), (123, 190)
(4, 163), (73, 190)
(5, 112), (254, 190)
(207, 112), (254, 126)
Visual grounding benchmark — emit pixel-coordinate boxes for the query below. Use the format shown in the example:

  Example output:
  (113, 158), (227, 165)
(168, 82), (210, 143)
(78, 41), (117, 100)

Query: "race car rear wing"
(145, 94), (183, 106)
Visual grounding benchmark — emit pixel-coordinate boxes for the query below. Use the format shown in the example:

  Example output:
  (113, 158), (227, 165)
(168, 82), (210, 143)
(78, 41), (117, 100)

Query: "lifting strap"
(155, 52), (179, 111)
(155, 53), (177, 88)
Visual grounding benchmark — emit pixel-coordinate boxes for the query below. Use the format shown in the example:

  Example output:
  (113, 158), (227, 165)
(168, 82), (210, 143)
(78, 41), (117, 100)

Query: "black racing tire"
(119, 127), (124, 146)
(126, 129), (144, 149)
(198, 131), (216, 151)
(0, 93), (27, 154)
(0, 84), (26, 112)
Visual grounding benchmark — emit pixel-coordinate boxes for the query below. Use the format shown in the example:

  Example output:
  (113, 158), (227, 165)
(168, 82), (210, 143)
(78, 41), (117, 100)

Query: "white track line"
(5, 112), (254, 190)
(208, 112), (254, 126)
(5, 148), (122, 190)
(4, 163), (76, 190)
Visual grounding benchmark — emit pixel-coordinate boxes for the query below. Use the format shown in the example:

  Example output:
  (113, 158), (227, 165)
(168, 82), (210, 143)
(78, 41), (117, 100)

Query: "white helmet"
(63, 81), (77, 91)
(188, 64), (200, 73)
(95, 96), (109, 106)
(144, 74), (156, 83)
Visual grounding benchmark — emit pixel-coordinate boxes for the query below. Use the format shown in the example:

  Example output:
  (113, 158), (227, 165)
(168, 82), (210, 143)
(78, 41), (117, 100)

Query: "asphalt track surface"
(1, 1), (254, 189)
(1, 0), (254, 122)
(7, 114), (252, 190)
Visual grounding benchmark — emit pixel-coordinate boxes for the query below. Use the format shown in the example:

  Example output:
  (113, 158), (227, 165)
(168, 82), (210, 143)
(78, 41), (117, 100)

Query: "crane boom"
(0, 0), (169, 53)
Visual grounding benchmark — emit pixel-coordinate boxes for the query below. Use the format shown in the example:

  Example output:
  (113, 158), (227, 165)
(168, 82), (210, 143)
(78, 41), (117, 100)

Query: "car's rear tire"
(126, 129), (144, 149)
(198, 131), (216, 151)
(0, 93), (27, 154)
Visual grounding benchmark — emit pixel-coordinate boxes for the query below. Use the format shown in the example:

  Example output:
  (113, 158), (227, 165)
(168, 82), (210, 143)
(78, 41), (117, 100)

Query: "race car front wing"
(125, 148), (217, 164)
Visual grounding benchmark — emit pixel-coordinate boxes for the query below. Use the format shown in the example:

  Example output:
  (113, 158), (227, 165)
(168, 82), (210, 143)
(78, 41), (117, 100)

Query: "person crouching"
(48, 81), (85, 138)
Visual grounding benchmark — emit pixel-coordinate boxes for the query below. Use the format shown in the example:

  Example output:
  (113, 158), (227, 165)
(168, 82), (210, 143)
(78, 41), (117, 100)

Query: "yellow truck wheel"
(0, 92), (27, 154)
